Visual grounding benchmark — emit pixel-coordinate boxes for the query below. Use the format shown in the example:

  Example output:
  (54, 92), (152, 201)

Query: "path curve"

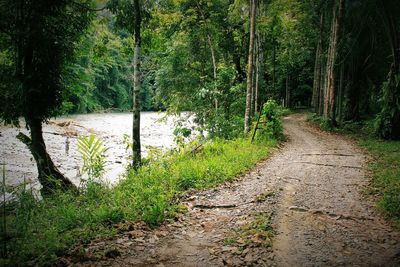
(73, 114), (400, 267)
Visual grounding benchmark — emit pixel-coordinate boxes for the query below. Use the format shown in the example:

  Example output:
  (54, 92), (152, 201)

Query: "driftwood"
(192, 204), (237, 209)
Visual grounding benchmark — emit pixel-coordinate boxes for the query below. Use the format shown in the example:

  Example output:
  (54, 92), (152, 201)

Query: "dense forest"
(1, 0), (400, 265)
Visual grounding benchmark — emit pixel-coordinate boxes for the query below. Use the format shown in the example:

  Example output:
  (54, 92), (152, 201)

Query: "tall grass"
(1, 135), (277, 266)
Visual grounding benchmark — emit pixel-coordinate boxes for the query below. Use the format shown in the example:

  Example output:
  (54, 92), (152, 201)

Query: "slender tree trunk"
(272, 41), (276, 92)
(244, 0), (257, 134)
(250, 32), (257, 117)
(337, 62), (344, 124)
(17, 118), (76, 196)
(234, 52), (245, 82)
(207, 35), (218, 111)
(132, 0), (142, 169)
(312, 12), (324, 112)
(323, 0), (344, 123)
(285, 74), (291, 108)
(254, 31), (262, 114)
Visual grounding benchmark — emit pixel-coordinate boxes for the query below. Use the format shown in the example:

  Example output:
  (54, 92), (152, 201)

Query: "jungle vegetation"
(0, 0), (399, 265)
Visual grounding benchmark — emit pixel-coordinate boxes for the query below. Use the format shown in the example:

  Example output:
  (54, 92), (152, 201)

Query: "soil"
(65, 113), (400, 267)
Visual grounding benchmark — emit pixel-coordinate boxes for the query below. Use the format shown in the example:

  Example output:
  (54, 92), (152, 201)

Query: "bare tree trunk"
(337, 62), (344, 124)
(323, 0), (344, 123)
(207, 31), (218, 111)
(244, 0), (257, 134)
(272, 41), (276, 92)
(17, 118), (76, 196)
(312, 12), (324, 112)
(250, 32), (257, 117)
(318, 54), (326, 116)
(254, 31), (261, 114)
(132, 0), (142, 169)
(285, 74), (291, 108)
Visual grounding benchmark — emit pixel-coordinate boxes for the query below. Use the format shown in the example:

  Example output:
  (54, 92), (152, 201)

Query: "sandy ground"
(63, 113), (400, 267)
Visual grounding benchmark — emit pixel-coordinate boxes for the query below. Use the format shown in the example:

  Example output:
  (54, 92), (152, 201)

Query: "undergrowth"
(1, 135), (277, 266)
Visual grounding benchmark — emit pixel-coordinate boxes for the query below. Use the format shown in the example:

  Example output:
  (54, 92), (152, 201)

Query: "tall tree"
(323, 0), (344, 123)
(312, 7), (325, 113)
(132, 0), (142, 168)
(0, 0), (93, 196)
(244, 0), (257, 134)
(107, 0), (145, 168)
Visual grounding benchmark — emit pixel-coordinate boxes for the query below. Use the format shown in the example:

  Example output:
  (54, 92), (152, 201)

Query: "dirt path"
(72, 114), (400, 267)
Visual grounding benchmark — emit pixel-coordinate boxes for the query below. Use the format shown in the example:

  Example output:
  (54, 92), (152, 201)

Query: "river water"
(0, 112), (194, 193)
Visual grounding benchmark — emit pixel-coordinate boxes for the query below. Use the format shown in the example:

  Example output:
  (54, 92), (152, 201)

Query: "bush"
(260, 99), (284, 140)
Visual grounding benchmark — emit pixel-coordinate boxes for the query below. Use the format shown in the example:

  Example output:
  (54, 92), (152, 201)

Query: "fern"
(77, 134), (107, 179)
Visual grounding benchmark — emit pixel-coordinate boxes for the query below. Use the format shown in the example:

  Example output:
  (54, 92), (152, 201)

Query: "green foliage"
(63, 21), (134, 114)
(173, 126), (193, 148)
(260, 99), (284, 140)
(0, 0), (94, 124)
(3, 136), (277, 265)
(374, 74), (400, 140)
(77, 134), (107, 180)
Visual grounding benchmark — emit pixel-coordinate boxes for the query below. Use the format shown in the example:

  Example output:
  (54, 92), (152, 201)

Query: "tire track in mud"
(71, 114), (400, 267)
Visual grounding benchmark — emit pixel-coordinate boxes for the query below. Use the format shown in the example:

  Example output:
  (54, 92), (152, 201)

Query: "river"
(0, 112), (195, 193)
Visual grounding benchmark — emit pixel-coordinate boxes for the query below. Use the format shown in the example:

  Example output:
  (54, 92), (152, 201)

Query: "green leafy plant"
(77, 134), (107, 180)
(173, 126), (192, 149)
(261, 99), (284, 140)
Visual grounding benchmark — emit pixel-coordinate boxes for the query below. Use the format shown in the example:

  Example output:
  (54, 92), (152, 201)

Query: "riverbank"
(0, 134), (278, 266)
(0, 112), (194, 191)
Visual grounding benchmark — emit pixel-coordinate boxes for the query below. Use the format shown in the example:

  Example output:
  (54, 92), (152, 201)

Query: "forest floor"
(67, 113), (400, 267)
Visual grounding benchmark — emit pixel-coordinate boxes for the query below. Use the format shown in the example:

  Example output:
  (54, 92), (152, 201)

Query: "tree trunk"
(312, 12), (324, 112)
(272, 40), (276, 92)
(337, 62), (344, 124)
(17, 118), (76, 196)
(234, 52), (245, 82)
(254, 31), (262, 114)
(285, 74), (291, 108)
(207, 35), (218, 111)
(244, 0), (257, 134)
(250, 32), (257, 117)
(323, 0), (344, 123)
(318, 55), (326, 116)
(132, 0), (142, 169)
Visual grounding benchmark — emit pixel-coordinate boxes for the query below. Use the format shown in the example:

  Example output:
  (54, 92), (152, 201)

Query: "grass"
(357, 134), (400, 226)
(1, 135), (277, 266)
(224, 212), (273, 249)
(308, 114), (400, 227)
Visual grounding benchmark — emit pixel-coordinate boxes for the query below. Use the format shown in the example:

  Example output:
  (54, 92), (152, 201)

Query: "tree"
(132, 0), (142, 168)
(0, 0), (93, 196)
(244, 0), (257, 134)
(323, 0), (344, 124)
(108, 0), (146, 168)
